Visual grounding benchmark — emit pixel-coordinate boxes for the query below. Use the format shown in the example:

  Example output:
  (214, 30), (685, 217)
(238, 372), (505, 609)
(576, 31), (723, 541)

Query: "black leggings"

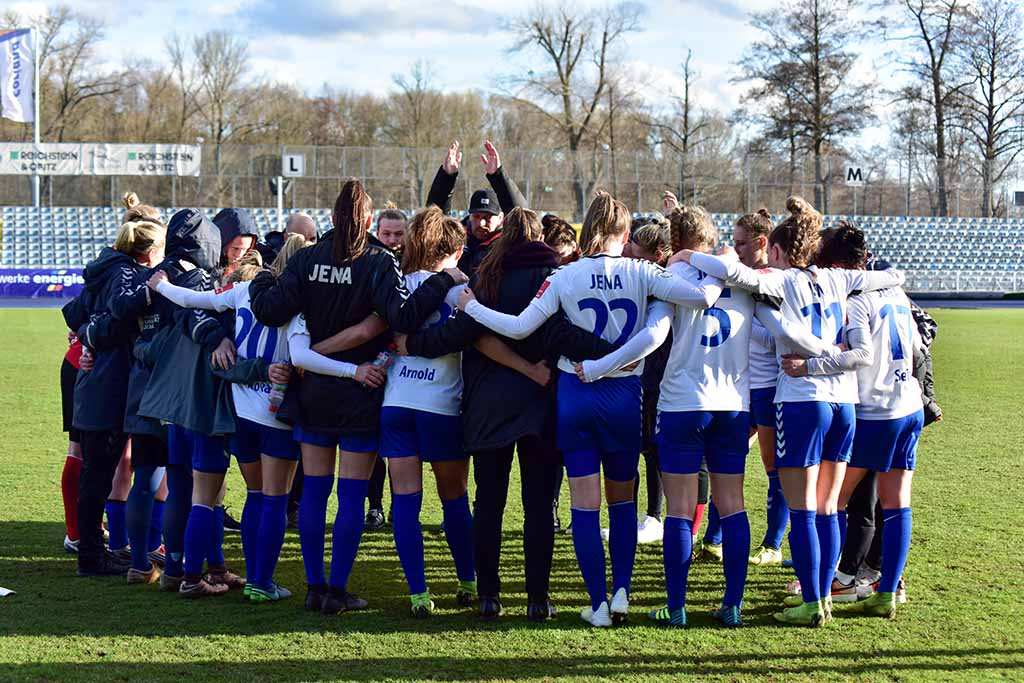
(839, 471), (884, 576)
(633, 450), (663, 518)
(367, 456), (387, 511)
(77, 429), (129, 564)
(472, 434), (561, 602)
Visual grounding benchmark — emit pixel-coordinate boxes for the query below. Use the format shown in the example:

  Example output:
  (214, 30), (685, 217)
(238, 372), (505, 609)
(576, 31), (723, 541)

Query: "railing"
(904, 271), (1022, 294)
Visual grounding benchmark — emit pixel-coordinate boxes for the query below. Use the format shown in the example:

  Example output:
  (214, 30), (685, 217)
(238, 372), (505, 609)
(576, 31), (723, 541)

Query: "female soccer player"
(731, 209), (788, 566)
(59, 331), (84, 553)
(457, 192), (721, 627)
(782, 224), (924, 619)
(247, 179), (463, 615)
(679, 197), (904, 627)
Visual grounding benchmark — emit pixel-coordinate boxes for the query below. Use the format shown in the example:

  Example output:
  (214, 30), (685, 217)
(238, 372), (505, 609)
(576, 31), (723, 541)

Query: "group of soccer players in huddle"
(57, 140), (938, 629)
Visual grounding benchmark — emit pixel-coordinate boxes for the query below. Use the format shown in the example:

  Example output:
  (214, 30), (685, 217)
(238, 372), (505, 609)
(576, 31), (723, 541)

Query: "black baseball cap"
(469, 188), (500, 216)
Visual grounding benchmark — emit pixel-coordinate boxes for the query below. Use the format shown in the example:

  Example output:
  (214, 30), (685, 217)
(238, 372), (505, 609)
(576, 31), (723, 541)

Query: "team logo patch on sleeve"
(535, 280), (551, 298)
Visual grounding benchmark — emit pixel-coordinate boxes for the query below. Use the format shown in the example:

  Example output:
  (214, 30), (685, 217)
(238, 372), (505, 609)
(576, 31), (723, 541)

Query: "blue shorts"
(292, 425), (378, 454)
(656, 410), (750, 475)
(167, 425), (228, 474)
(775, 401), (855, 469)
(749, 387), (777, 429)
(379, 407), (466, 462)
(229, 418), (300, 463)
(850, 411), (924, 472)
(564, 449), (640, 482)
(557, 371), (642, 455)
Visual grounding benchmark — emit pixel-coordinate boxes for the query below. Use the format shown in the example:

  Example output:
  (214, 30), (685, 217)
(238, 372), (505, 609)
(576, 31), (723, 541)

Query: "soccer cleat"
(773, 600), (825, 627)
(713, 604), (743, 628)
(600, 527), (610, 542)
(321, 588), (368, 615)
(222, 507), (242, 533)
(856, 566), (881, 587)
(782, 594), (804, 607)
(527, 600), (557, 622)
(479, 596), (503, 620)
(696, 541), (723, 563)
(830, 578), (859, 603)
(76, 556), (130, 577)
(822, 596), (834, 624)
(649, 606), (687, 628)
(581, 601), (613, 628)
(847, 591), (896, 618)
(410, 592), (435, 618)
(610, 587), (629, 623)
(456, 580), (476, 608)
(126, 563), (161, 585)
(179, 578), (229, 598)
(207, 568), (246, 591)
(110, 547), (133, 564)
(147, 545), (166, 568)
(866, 577), (907, 604)
(784, 578), (802, 595)
(749, 545), (783, 566)
(305, 585), (328, 611)
(637, 515), (664, 545)
(159, 573), (184, 592)
(249, 583), (293, 603)
(364, 508), (386, 532)
(63, 535), (80, 554)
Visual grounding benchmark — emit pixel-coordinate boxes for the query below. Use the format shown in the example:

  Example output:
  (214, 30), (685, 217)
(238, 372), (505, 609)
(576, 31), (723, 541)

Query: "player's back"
(851, 288), (923, 420)
(658, 262), (754, 412)
(225, 281), (291, 427)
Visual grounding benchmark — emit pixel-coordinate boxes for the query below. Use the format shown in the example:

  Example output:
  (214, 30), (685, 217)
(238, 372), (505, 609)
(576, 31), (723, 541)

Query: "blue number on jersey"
(425, 302), (453, 330)
(801, 301), (843, 343)
(578, 297), (638, 345)
(235, 308), (278, 364)
(879, 304), (912, 360)
(700, 288), (732, 348)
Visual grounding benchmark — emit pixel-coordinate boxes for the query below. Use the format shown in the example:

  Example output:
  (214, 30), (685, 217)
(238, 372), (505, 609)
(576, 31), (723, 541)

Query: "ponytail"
(121, 191), (160, 223)
(400, 206), (466, 274)
(735, 207), (774, 239)
(579, 191), (631, 256)
(475, 207), (544, 303)
(768, 196), (822, 268)
(668, 205), (717, 253)
(114, 220), (166, 260)
(331, 179), (372, 265)
(270, 233), (308, 276)
(816, 221), (868, 269)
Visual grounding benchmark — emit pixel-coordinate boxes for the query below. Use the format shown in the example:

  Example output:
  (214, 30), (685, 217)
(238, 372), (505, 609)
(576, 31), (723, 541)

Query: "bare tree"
(958, 0), (1024, 216)
(507, 2), (643, 218)
(738, 0), (873, 212)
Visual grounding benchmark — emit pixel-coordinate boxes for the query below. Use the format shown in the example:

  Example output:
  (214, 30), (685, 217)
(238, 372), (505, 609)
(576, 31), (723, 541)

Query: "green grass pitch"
(0, 307), (1022, 682)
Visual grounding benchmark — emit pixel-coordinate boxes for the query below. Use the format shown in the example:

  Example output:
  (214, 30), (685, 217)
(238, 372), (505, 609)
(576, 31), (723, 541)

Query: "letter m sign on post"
(845, 163), (865, 187)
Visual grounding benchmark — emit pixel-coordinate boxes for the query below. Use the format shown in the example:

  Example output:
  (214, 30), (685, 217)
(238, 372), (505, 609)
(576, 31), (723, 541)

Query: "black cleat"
(321, 587), (368, 615)
(77, 554), (130, 577)
(364, 508), (386, 532)
(527, 600), (557, 622)
(222, 507), (242, 533)
(479, 595), (503, 620)
(305, 584), (328, 612)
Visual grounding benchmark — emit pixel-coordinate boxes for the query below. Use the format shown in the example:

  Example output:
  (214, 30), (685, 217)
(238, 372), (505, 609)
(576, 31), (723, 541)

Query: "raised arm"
(688, 251), (787, 298)
(426, 141), (461, 212)
(482, 141), (527, 212)
(578, 301), (673, 382)
(474, 334), (550, 386)
(312, 313), (389, 356)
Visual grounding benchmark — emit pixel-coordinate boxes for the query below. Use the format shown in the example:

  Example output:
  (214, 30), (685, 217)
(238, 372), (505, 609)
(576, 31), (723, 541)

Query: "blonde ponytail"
(121, 191), (161, 223)
(114, 220), (166, 259)
(668, 205), (718, 252)
(768, 195), (822, 268)
(579, 191), (631, 256)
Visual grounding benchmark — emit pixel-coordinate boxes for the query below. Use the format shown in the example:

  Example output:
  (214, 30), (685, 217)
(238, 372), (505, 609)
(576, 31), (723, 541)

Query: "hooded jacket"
(406, 240), (616, 451)
(135, 323), (268, 436)
(110, 208), (229, 435)
(248, 229), (456, 435)
(213, 208), (259, 266)
(71, 247), (148, 432)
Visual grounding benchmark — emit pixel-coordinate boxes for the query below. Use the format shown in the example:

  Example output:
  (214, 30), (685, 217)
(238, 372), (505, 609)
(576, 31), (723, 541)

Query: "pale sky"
(9, 0), (894, 146)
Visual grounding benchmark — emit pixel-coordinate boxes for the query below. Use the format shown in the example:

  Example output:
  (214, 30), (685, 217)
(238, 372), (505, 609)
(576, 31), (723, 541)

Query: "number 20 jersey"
(657, 262), (755, 413)
(847, 288), (923, 421)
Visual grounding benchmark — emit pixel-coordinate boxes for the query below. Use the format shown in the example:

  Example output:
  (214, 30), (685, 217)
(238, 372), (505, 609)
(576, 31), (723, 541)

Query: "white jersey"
(383, 271), (465, 416)
(196, 281), (292, 430)
(847, 289), (923, 420)
(689, 253), (904, 405)
(658, 262), (755, 412)
(749, 318), (779, 390)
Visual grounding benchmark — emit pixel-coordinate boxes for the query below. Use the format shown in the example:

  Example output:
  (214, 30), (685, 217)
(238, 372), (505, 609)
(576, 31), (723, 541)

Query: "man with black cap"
(427, 140), (526, 276)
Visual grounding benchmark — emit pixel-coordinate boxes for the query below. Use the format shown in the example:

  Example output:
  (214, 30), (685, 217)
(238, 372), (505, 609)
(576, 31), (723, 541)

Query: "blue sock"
(763, 471), (789, 549)
(163, 465), (192, 578)
(704, 499), (722, 545)
(838, 509), (848, 553)
(570, 508), (606, 611)
(241, 490), (264, 581)
(879, 508), (912, 594)
(125, 465), (162, 571)
(392, 491), (427, 595)
(105, 500), (128, 551)
(663, 516), (693, 611)
(184, 504), (214, 579)
(328, 478), (369, 591)
(788, 509), (821, 603)
(816, 513), (840, 600)
(441, 494), (475, 582)
(255, 493), (289, 591)
(721, 510), (751, 608)
(608, 500), (637, 594)
(208, 505), (226, 569)
(149, 499), (165, 552)
(298, 474), (333, 587)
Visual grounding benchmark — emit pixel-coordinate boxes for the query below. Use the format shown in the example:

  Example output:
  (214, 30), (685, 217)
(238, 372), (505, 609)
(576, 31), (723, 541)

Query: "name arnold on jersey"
(309, 264), (352, 284)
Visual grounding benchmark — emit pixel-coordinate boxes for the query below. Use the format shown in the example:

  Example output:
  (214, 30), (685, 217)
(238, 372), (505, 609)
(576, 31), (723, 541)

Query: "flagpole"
(32, 26), (40, 208)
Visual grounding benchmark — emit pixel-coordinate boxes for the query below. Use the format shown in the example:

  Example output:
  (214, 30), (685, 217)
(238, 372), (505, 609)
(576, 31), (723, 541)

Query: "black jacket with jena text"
(248, 230), (455, 435)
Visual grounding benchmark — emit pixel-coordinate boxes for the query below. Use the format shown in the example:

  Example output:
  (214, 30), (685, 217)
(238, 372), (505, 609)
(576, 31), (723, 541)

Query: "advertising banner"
(0, 142), (201, 176)
(0, 267), (83, 298)
(0, 29), (33, 123)
(0, 143), (83, 175)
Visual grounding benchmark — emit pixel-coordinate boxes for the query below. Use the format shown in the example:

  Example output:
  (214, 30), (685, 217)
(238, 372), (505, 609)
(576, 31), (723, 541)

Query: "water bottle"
(372, 348), (395, 370)
(268, 369), (289, 415)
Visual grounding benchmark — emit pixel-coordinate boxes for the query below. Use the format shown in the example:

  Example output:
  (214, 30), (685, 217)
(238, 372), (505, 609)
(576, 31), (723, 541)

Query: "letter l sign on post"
(279, 152), (305, 231)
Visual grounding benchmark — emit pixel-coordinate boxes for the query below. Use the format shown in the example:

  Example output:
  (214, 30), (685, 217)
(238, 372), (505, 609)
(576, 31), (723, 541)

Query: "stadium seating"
(2, 206), (1023, 289)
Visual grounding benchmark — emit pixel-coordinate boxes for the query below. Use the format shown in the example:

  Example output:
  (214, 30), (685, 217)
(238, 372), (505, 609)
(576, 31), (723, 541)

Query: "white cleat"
(581, 601), (613, 628)
(610, 587), (629, 623)
(63, 535), (79, 554)
(600, 527), (610, 542)
(855, 567), (881, 587)
(636, 515), (664, 545)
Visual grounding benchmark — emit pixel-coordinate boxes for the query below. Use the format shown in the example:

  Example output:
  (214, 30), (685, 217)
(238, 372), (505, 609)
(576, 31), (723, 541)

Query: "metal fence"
(904, 270), (1023, 294)
(1, 144), (1022, 220)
